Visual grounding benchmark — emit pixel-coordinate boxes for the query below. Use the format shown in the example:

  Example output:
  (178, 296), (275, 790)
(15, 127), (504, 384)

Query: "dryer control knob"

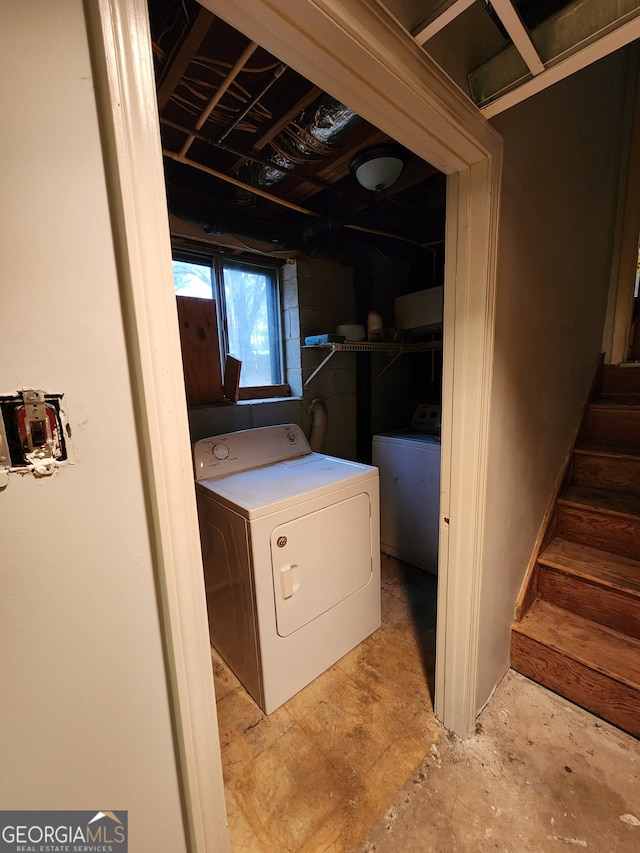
(212, 442), (230, 460)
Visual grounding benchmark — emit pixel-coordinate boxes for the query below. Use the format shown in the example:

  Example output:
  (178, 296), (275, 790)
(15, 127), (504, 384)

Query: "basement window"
(172, 248), (288, 399)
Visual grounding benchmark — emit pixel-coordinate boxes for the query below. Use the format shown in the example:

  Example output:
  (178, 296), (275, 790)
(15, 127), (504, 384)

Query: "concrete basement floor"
(211, 554), (640, 851)
(359, 669), (640, 852)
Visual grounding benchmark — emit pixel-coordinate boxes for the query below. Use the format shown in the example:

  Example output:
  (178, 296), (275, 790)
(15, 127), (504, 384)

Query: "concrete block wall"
(282, 259), (304, 397)
(188, 398), (303, 443)
(294, 257), (358, 460)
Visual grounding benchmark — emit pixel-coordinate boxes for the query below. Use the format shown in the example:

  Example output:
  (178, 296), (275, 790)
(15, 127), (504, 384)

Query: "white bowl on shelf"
(336, 323), (365, 341)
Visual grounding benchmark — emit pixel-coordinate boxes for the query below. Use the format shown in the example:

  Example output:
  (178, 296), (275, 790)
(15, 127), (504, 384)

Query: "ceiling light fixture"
(349, 145), (408, 192)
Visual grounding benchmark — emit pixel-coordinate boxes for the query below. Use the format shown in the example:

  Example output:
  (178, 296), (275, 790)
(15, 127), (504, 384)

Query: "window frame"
(172, 243), (289, 400)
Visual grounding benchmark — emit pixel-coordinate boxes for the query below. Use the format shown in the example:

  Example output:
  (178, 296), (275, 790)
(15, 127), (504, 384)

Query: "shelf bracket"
(304, 348), (337, 388)
(373, 352), (403, 381)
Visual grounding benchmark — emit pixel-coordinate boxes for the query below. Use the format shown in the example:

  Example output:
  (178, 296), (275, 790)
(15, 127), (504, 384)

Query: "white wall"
(0, 4), (188, 848)
(475, 48), (633, 709)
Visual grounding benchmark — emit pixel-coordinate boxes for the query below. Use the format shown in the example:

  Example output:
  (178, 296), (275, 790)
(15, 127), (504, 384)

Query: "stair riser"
(557, 504), (640, 561)
(538, 566), (640, 640)
(511, 631), (640, 738)
(587, 408), (640, 445)
(601, 366), (640, 396)
(572, 453), (640, 495)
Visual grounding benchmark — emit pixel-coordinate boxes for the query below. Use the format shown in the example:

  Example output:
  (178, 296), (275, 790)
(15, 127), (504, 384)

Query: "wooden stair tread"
(590, 398), (640, 410)
(597, 394), (640, 406)
(558, 484), (640, 518)
(539, 538), (640, 596)
(513, 600), (640, 688)
(574, 439), (640, 459)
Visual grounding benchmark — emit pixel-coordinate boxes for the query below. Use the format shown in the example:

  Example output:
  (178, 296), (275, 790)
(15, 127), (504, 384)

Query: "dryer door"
(270, 492), (373, 637)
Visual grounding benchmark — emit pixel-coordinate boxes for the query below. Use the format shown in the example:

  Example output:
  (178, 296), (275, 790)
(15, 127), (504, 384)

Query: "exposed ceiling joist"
(156, 7), (214, 110)
(159, 116), (335, 191)
(480, 16), (640, 118)
(413, 0), (476, 45)
(489, 0), (545, 76)
(347, 160), (439, 214)
(283, 126), (388, 204)
(164, 149), (321, 215)
(230, 85), (322, 173)
(217, 62), (286, 143)
(150, 0), (447, 254)
(179, 39), (258, 156)
(249, 86), (323, 153)
(471, 0), (640, 113)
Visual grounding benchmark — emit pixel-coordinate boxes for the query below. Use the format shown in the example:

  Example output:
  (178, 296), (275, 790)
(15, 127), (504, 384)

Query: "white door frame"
(87, 2), (230, 851)
(89, 0), (502, 849)
(602, 50), (640, 364)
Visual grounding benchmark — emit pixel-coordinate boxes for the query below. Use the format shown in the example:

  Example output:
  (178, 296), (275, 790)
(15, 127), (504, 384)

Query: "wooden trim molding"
(606, 48), (640, 364)
(199, 0), (500, 173)
(436, 153), (503, 735)
(238, 384), (291, 400)
(87, 1), (230, 850)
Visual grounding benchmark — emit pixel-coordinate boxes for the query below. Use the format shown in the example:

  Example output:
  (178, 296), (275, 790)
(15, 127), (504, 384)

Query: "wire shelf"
(302, 339), (442, 387)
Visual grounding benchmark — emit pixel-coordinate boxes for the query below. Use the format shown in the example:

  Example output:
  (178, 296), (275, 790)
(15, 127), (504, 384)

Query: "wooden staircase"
(511, 364), (640, 737)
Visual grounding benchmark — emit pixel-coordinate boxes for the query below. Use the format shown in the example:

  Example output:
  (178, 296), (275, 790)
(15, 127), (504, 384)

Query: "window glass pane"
(172, 260), (213, 298)
(223, 264), (279, 387)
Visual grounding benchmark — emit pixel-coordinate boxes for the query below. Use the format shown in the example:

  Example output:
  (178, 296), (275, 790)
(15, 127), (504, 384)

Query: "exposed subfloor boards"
(211, 554), (440, 852)
(211, 553), (640, 851)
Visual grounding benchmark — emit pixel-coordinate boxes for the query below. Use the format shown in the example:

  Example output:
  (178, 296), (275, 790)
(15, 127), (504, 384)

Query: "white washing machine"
(372, 405), (441, 574)
(194, 423), (380, 714)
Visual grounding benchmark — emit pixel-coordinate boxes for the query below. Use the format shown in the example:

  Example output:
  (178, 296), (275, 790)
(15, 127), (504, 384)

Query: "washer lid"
(197, 452), (377, 518)
(373, 431), (441, 446)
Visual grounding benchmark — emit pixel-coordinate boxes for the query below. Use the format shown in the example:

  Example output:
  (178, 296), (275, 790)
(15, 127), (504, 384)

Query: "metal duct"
(245, 94), (360, 188)
(166, 184), (302, 251)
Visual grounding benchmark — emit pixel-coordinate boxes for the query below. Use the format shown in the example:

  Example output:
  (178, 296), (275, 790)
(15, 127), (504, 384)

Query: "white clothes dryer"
(194, 423), (380, 714)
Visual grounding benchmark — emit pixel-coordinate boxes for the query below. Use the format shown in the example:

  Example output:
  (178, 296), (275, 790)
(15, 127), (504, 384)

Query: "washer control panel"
(193, 423), (310, 480)
(411, 404), (441, 435)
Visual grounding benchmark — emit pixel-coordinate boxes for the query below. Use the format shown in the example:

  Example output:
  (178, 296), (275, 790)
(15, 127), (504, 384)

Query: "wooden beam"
(159, 117), (335, 191)
(157, 7), (214, 111)
(344, 160), (440, 215)
(283, 126), (387, 204)
(251, 85), (322, 152)
(230, 85), (322, 172)
(480, 13), (640, 118)
(217, 63), (286, 142)
(471, 0), (640, 112)
(489, 0), (544, 76)
(163, 151), (427, 246)
(413, 0), (475, 45)
(179, 40), (258, 156)
(163, 149), (320, 215)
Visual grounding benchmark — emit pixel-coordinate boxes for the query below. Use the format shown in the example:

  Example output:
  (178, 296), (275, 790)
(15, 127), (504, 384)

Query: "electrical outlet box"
(0, 391), (70, 479)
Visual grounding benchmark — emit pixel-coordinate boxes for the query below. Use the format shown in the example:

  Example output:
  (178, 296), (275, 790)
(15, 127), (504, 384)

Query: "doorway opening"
(147, 1), (446, 845)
